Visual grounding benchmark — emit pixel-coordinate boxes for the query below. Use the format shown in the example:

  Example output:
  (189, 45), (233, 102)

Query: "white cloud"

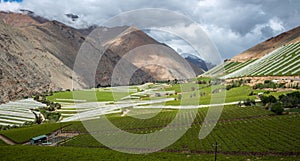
(147, 23), (222, 65)
(269, 18), (285, 32)
(0, 0), (299, 63)
(0, 2), (20, 11)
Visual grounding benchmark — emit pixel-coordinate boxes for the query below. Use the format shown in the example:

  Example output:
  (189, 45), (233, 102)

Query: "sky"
(0, 0), (299, 64)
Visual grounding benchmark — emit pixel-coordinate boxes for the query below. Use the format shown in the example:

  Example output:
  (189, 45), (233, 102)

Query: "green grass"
(1, 145), (299, 161)
(224, 86), (256, 102)
(0, 139), (7, 146)
(0, 123), (70, 143)
(181, 114), (300, 153)
(60, 105), (273, 134)
(165, 85), (297, 106)
(47, 91), (131, 102)
(287, 108), (300, 112)
(264, 90), (297, 98)
(63, 108), (300, 154)
(1, 83), (298, 160)
(165, 85), (256, 105)
(1, 104), (300, 160)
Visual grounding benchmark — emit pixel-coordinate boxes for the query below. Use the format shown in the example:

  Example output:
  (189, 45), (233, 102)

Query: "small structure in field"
(30, 135), (49, 145)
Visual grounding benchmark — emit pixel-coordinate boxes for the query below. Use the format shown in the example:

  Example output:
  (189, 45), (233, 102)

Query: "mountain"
(203, 26), (300, 78)
(99, 27), (201, 81)
(0, 11), (87, 103)
(181, 53), (216, 72)
(230, 26), (300, 62)
(0, 11), (201, 103)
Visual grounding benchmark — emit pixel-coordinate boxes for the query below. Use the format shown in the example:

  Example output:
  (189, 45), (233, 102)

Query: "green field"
(1, 145), (299, 161)
(47, 90), (131, 102)
(1, 105), (299, 160)
(165, 85), (276, 105)
(61, 106), (300, 154)
(0, 139), (7, 145)
(47, 82), (295, 107)
(0, 81), (299, 160)
(0, 123), (70, 143)
(0, 102), (299, 161)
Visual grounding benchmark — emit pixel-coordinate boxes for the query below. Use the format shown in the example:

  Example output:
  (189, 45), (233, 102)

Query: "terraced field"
(60, 105), (300, 155)
(45, 82), (295, 123)
(0, 99), (46, 126)
(0, 85), (299, 160)
(2, 104), (299, 157)
(203, 42), (300, 78)
(204, 59), (257, 76)
(48, 84), (175, 122)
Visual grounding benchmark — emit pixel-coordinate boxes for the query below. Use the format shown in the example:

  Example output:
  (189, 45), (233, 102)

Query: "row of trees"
(252, 80), (300, 90)
(226, 79), (251, 90)
(259, 91), (300, 115)
(278, 91), (300, 108)
(253, 80), (285, 89)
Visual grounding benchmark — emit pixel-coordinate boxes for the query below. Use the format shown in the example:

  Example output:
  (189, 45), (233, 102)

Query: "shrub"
(248, 91), (255, 96)
(270, 102), (284, 115)
(260, 95), (277, 105)
(178, 94), (182, 100)
(244, 99), (256, 106)
(279, 91), (300, 108)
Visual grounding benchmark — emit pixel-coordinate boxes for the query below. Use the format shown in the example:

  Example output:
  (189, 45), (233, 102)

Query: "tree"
(260, 95), (277, 105)
(174, 79), (178, 84)
(268, 95), (277, 103)
(244, 99), (256, 106)
(55, 103), (62, 109)
(270, 102), (284, 115)
(279, 91), (300, 108)
(178, 94), (182, 100)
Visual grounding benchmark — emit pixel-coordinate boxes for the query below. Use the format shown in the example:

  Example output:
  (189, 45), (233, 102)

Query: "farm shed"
(30, 135), (48, 145)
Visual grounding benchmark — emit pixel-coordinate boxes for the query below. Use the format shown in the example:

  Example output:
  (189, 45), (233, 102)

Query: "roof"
(31, 135), (47, 141)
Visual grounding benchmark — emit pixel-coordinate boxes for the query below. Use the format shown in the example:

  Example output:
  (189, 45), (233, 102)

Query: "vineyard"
(1, 146), (299, 161)
(203, 42), (300, 78)
(0, 122), (70, 143)
(60, 105), (300, 154)
(0, 81), (299, 160)
(0, 92), (299, 160)
(0, 99), (45, 126)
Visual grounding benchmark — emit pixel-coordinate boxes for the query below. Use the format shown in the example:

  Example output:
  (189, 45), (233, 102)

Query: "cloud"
(146, 23), (222, 65)
(0, 1), (20, 11)
(0, 0), (299, 64)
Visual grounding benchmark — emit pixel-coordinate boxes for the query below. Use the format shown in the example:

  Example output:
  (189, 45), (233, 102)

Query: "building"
(30, 135), (48, 145)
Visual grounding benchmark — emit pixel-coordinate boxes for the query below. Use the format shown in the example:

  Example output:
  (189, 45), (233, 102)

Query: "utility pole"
(212, 141), (220, 161)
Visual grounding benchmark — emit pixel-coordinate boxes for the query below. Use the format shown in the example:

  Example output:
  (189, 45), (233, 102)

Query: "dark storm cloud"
(0, 0), (299, 64)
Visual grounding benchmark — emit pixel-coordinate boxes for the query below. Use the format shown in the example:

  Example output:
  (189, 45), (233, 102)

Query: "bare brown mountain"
(98, 26), (201, 81)
(0, 12), (87, 103)
(230, 26), (300, 62)
(0, 11), (202, 103)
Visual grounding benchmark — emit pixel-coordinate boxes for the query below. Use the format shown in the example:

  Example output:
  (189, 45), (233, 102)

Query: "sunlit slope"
(203, 42), (300, 78)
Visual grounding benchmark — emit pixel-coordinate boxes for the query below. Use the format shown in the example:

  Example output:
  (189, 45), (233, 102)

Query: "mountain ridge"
(0, 11), (204, 103)
(230, 26), (300, 62)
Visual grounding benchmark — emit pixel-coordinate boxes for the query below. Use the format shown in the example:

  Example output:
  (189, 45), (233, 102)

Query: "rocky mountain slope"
(0, 11), (204, 103)
(181, 53), (216, 71)
(0, 12), (86, 103)
(230, 26), (300, 62)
